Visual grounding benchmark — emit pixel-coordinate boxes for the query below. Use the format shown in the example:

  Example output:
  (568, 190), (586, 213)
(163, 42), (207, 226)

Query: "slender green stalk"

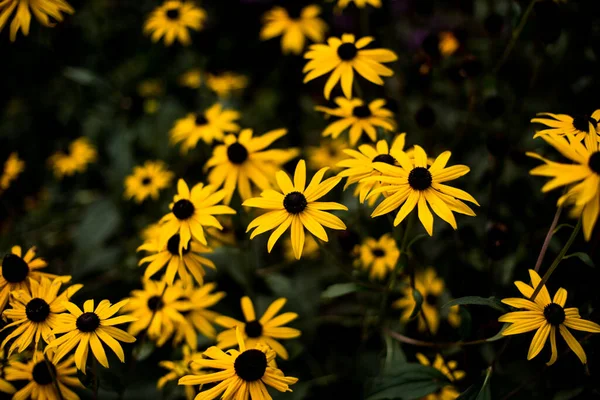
(43, 351), (65, 400)
(385, 328), (500, 348)
(495, 0), (538, 72)
(534, 205), (563, 272)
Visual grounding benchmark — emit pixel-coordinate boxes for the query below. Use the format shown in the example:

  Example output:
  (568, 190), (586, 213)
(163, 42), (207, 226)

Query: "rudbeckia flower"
(158, 345), (203, 400)
(416, 353), (465, 400)
(206, 72), (248, 98)
(336, 0), (381, 9)
(0, 152), (24, 193)
(303, 34), (397, 99)
(124, 161), (174, 203)
(356, 234), (400, 280)
(243, 159), (347, 259)
(316, 97), (396, 145)
(178, 68), (202, 89)
(307, 139), (348, 171)
(499, 269), (600, 365)
(260, 4), (327, 55)
(215, 296), (300, 360)
(178, 327), (298, 399)
(0, 0), (74, 42)
(144, 0), (206, 46)
(205, 128), (299, 204)
(531, 110), (600, 141)
(48, 137), (97, 179)
(173, 282), (225, 344)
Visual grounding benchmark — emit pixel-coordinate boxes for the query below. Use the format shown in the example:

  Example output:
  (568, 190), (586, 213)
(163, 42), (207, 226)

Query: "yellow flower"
(205, 128), (299, 204)
(316, 97), (396, 145)
(137, 79), (164, 98)
(303, 33), (397, 99)
(531, 110), (600, 141)
(159, 179), (236, 254)
(4, 350), (83, 400)
(307, 139), (348, 172)
(243, 159), (347, 259)
(0, 245), (69, 313)
(416, 353), (465, 400)
(122, 279), (190, 347)
(124, 160), (174, 203)
(0, 349), (16, 395)
(438, 31), (459, 57)
(337, 134), (406, 203)
(141, 222), (163, 242)
(284, 233), (319, 261)
(144, 0), (206, 46)
(47, 299), (137, 372)
(206, 72), (248, 98)
(0, 152), (24, 193)
(48, 137), (97, 179)
(260, 4), (327, 55)
(215, 296), (300, 360)
(527, 131), (600, 240)
(356, 234), (400, 280)
(1, 277), (82, 355)
(499, 269), (600, 365)
(179, 327), (298, 399)
(179, 68), (202, 89)
(336, 0), (381, 9)
(158, 345), (203, 400)
(0, 0), (73, 42)
(367, 146), (478, 235)
(169, 104), (241, 151)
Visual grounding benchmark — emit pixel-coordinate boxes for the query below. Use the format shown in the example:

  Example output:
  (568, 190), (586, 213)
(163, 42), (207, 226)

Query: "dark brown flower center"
(227, 143), (249, 165)
(372, 248), (385, 257)
(1, 254), (29, 283)
(408, 167), (433, 190)
(32, 361), (56, 385)
(141, 177), (152, 185)
(234, 349), (267, 381)
(166, 8), (180, 20)
(172, 199), (195, 220)
(147, 295), (164, 311)
(167, 234), (191, 256)
(76, 312), (100, 332)
(244, 320), (263, 338)
(337, 43), (358, 61)
(588, 151), (600, 175)
(283, 191), (308, 214)
(372, 154), (396, 165)
(352, 105), (371, 118)
(425, 294), (437, 305)
(544, 303), (565, 326)
(195, 114), (208, 126)
(26, 298), (51, 323)
(572, 115), (597, 133)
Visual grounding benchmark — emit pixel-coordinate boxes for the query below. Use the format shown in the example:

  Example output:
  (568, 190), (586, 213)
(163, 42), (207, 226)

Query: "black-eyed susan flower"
(144, 0), (206, 46)
(336, 0), (381, 9)
(1, 277), (82, 355)
(260, 4), (327, 55)
(160, 179), (236, 254)
(527, 132), (600, 240)
(179, 68), (202, 89)
(337, 134), (406, 203)
(531, 110), (600, 141)
(205, 128), (300, 204)
(124, 160), (174, 203)
(0, 246), (68, 312)
(0, 152), (24, 193)
(173, 282), (225, 345)
(499, 269), (600, 365)
(316, 97), (396, 145)
(122, 279), (190, 347)
(170, 104), (241, 152)
(284, 234), (319, 262)
(0, 351), (16, 395)
(158, 345), (203, 400)
(215, 297), (300, 360)
(48, 137), (97, 179)
(179, 327), (298, 399)
(367, 146), (478, 235)
(206, 72), (248, 98)
(394, 267), (459, 334)
(416, 353), (465, 400)
(47, 299), (136, 372)
(303, 34), (397, 99)
(0, 378), (15, 396)
(243, 159), (347, 259)
(356, 234), (400, 280)
(0, 0), (73, 42)
(4, 350), (82, 400)
(307, 139), (347, 172)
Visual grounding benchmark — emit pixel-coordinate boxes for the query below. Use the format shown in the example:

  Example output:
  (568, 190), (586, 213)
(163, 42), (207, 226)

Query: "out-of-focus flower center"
(172, 199), (195, 220)
(227, 143), (249, 165)
(1, 254), (29, 283)
(245, 320), (263, 338)
(337, 43), (358, 61)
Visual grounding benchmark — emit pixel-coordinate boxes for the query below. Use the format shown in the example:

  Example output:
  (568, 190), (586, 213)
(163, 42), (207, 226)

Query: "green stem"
(43, 352), (65, 400)
(385, 328), (502, 348)
(530, 218), (581, 301)
(495, 0), (538, 73)
(534, 205), (563, 272)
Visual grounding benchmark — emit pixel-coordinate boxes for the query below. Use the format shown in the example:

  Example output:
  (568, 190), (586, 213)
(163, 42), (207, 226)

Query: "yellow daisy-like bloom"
(122, 279), (190, 347)
(416, 353), (465, 400)
(179, 68), (202, 89)
(0, 349), (16, 395)
(48, 137), (97, 179)
(215, 297), (300, 360)
(367, 146), (478, 235)
(158, 345), (203, 400)
(393, 267), (457, 334)
(316, 97), (396, 146)
(1, 277), (82, 355)
(356, 234), (400, 280)
(206, 72), (248, 98)
(0, 245), (68, 313)
(337, 0), (381, 9)
(337, 134), (406, 203)
(160, 179), (236, 254)
(124, 160), (174, 203)
(499, 269), (600, 365)
(307, 139), (347, 172)
(47, 299), (137, 372)
(4, 351), (82, 400)
(303, 33), (398, 100)
(284, 233), (319, 261)
(243, 159), (347, 259)
(0, 0), (73, 42)
(531, 110), (600, 141)
(144, 0), (206, 46)
(527, 131), (600, 240)
(178, 327), (298, 399)
(260, 4), (327, 55)
(205, 128), (299, 204)
(0, 152), (24, 192)
(170, 104), (241, 152)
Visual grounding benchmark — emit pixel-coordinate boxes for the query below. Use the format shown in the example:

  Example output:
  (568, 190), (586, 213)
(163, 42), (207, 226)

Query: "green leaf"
(563, 252), (594, 267)
(552, 223), (575, 235)
(485, 324), (509, 342)
(408, 289), (423, 321)
(442, 297), (508, 313)
(366, 364), (451, 400)
(457, 366), (492, 400)
(63, 67), (103, 86)
(132, 340), (155, 361)
(74, 199), (121, 251)
(321, 283), (359, 300)
(407, 234), (429, 250)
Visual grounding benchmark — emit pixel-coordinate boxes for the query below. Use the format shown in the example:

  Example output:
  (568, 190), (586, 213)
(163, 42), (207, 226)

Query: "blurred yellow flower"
(307, 139), (347, 172)
(124, 161), (174, 203)
(531, 110), (600, 141)
(144, 0), (206, 46)
(0, 152), (24, 193)
(356, 234), (399, 280)
(158, 345), (204, 400)
(179, 68), (202, 89)
(0, 0), (74, 42)
(137, 79), (164, 98)
(438, 31), (459, 57)
(336, 0), (381, 9)
(284, 233), (319, 261)
(206, 72), (248, 98)
(48, 137), (97, 179)
(416, 353), (465, 400)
